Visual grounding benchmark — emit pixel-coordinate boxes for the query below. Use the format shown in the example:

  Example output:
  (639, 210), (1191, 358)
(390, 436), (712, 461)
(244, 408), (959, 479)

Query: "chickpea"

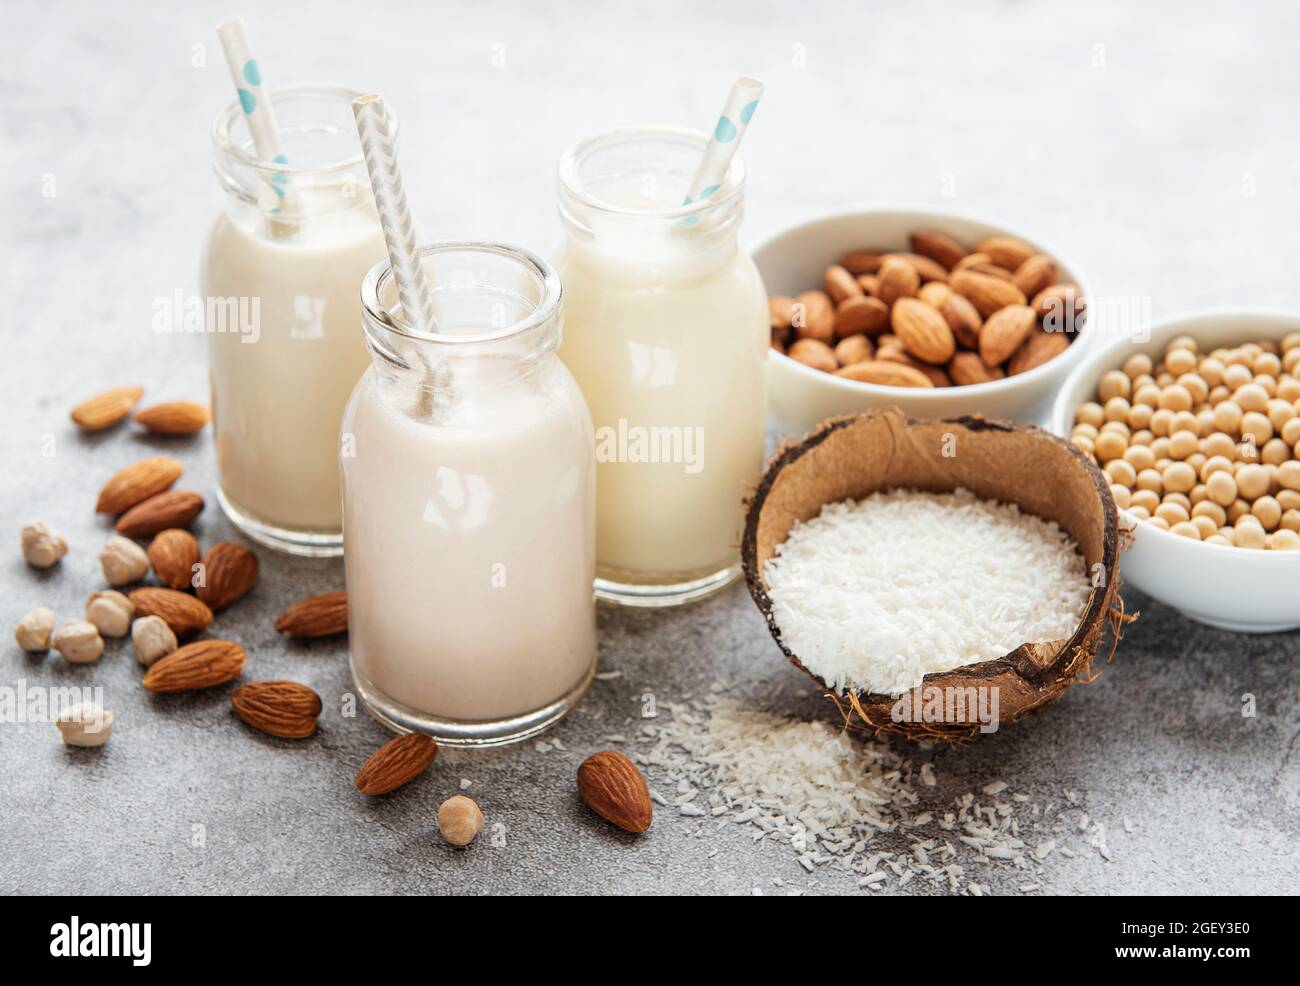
(1168, 430), (1199, 460)
(1206, 470), (1238, 506)
(1109, 484), (1132, 509)
(1281, 509), (1300, 532)
(1234, 463), (1269, 500)
(1123, 352), (1153, 378)
(1165, 348), (1197, 375)
(1124, 445), (1156, 471)
(1254, 352), (1282, 377)
(1136, 469), (1164, 494)
(1192, 500), (1227, 526)
(1104, 459), (1136, 486)
(1104, 396), (1131, 422)
(1076, 402), (1105, 428)
(1252, 496), (1282, 530)
(1146, 515), (1171, 531)
(1213, 400), (1243, 435)
(1158, 385), (1193, 413)
(1199, 357), (1226, 387)
(1200, 455), (1234, 481)
(1101, 420), (1131, 437)
(1283, 417), (1300, 447)
(1149, 408), (1175, 437)
(1131, 428), (1155, 446)
(1127, 505), (1151, 520)
(1271, 528), (1300, 549)
(1234, 382), (1269, 413)
(1190, 515), (1219, 539)
(1169, 521), (1201, 540)
(1201, 432), (1237, 459)
(1254, 374), (1278, 398)
(1131, 488), (1161, 512)
(1094, 430), (1128, 463)
(1190, 483), (1208, 504)
(1215, 526), (1236, 546)
(1226, 498), (1251, 522)
(1208, 384), (1232, 405)
(1278, 460), (1300, 491)
(1133, 383), (1162, 407)
(1098, 370), (1131, 402)
(1262, 438), (1290, 466)
(1240, 411), (1274, 445)
(1279, 489), (1300, 510)
(1151, 437), (1172, 460)
(1235, 518), (1267, 549)
(1156, 371), (1175, 388)
(1127, 404), (1154, 430)
(1071, 434), (1094, 456)
(1165, 491), (1192, 511)
(1279, 376), (1300, 402)
(1205, 534), (1232, 546)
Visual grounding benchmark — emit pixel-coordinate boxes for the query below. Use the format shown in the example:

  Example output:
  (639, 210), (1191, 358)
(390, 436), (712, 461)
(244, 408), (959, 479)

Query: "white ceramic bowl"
(1050, 309), (1300, 633)
(754, 207), (1096, 437)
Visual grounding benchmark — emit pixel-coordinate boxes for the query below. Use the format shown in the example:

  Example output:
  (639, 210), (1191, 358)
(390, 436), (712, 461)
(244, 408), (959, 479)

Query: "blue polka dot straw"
(217, 19), (296, 225)
(684, 77), (763, 207)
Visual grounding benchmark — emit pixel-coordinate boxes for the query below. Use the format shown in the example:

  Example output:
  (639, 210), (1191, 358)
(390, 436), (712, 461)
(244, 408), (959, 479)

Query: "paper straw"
(351, 93), (440, 336)
(684, 77), (764, 206)
(217, 20), (293, 210)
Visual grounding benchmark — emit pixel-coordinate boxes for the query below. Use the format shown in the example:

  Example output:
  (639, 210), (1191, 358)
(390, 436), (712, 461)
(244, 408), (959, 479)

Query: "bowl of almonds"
(1051, 310), (1300, 632)
(757, 208), (1092, 436)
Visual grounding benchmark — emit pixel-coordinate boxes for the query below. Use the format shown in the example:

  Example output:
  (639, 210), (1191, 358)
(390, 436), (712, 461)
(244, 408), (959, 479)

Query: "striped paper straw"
(351, 93), (440, 336)
(684, 77), (764, 206)
(216, 20), (293, 210)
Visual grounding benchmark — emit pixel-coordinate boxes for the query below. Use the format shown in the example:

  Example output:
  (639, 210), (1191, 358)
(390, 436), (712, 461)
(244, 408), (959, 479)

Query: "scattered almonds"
(231, 680), (322, 739)
(770, 230), (1083, 387)
(196, 541), (258, 611)
(70, 386), (143, 432)
(133, 401), (210, 435)
(437, 795), (485, 847)
(85, 590), (134, 638)
(1073, 332), (1300, 550)
(100, 535), (150, 586)
(147, 528), (201, 590)
(55, 702), (114, 747)
(275, 591), (348, 637)
(21, 520), (68, 568)
(114, 489), (205, 537)
(355, 732), (438, 795)
(14, 607), (55, 652)
(142, 639), (246, 692)
(577, 750), (653, 834)
(129, 587), (213, 638)
(95, 456), (183, 514)
(131, 615), (177, 666)
(52, 619), (104, 664)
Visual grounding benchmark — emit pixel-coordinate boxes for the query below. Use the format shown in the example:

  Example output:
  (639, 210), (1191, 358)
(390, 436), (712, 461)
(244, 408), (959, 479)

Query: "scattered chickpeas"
(437, 795), (485, 847)
(1072, 332), (1300, 549)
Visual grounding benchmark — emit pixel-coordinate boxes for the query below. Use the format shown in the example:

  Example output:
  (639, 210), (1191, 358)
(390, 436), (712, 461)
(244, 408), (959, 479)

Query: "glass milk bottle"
(556, 126), (768, 607)
(201, 84), (388, 555)
(342, 244), (597, 745)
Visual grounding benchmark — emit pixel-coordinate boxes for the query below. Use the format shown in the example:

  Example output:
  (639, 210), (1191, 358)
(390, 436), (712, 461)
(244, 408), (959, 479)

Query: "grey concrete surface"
(2, 0), (1298, 896)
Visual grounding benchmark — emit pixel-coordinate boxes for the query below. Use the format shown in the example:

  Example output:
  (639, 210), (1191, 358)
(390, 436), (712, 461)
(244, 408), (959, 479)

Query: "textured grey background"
(2, 0), (1298, 896)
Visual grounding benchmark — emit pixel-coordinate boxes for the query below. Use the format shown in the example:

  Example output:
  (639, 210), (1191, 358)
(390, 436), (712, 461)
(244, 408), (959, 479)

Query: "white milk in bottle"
(201, 85), (387, 555)
(556, 127), (768, 605)
(342, 245), (596, 745)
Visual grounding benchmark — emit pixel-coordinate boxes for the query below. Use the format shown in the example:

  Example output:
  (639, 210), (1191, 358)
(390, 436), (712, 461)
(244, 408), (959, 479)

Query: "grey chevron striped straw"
(352, 93), (439, 335)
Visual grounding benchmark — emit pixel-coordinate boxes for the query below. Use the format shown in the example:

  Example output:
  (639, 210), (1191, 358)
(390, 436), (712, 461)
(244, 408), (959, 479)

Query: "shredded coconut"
(763, 487), (1091, 695)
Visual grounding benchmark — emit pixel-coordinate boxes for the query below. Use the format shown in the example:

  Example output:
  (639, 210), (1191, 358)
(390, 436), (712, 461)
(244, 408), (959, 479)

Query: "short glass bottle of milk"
(342, 244), (597, 745)
(201, 85), (387, 556)
(556, 127), (769, 606)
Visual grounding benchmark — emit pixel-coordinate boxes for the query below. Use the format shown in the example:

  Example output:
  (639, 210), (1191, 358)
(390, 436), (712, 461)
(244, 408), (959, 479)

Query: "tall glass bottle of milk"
(556, 126), (769, 606)
(342, 244), (597, 745)
(201, 85), (387, 556)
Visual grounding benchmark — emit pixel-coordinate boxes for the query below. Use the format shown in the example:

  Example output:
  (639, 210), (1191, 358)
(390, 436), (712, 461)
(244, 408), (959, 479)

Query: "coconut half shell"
(741, 406), (1124, 742)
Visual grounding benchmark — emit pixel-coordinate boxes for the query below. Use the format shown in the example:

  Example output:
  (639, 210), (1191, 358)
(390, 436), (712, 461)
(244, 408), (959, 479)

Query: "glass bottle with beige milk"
(201, 85), (387, 555)
(341, 244), (597, 745)
(556, 126), (769, 605)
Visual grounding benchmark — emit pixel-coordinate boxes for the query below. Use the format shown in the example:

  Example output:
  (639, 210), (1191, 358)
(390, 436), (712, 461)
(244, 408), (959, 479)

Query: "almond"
(1012, 254), (1059, 299)
(960, 261), (1014, 281)
(891, 297), (956, 365)
(909, 231), (967, 271)
(949, 351), (1005, 386)
(979, 304), (1038, 367)
(917, 281), (953, 309)
(769, 296), (794, 344)
(275, 591), (349, 637)
(577, 750), (653, 833)
(953, 252), (994, 272)
(148, 529), (201, 590)
(197, 541), (258, 611)
(129, 587), (213, 638)
(356, 732), (437, 795)
(823, 264), (863, 304)
(114, 490), (204, 537)
(133, 401), (211, 435)
(787, 338), (838, 373)
(95, 456), (183, 514)
(856, 274), (880, 297)
(71, 386), (144, 432)
(792, 290), (834, 344)
(833, 334), (874, 367)
(884, 252), (949, 283)
(948, 270), (1027, 318)
(834, 360), (934, 388)
(876, 346), (952, 387)
(1031, 283), (1087, 332)
(1008, 328), (1071, 375)
(839, 249), (885, 275)
(143, 639), (245, 693)
(231, 680), (322, 739)
(876, 256), (920, 306)
(976, 235), (1036, 271)
(942, 293), (983, 350)
(832, 296), (889, 339)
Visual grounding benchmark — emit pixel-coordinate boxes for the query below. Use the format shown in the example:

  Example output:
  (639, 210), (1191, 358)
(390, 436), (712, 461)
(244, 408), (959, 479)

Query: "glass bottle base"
(350, 659), (596, 748)
(216, 488), (344, 558)
(594, 560), (741, 608)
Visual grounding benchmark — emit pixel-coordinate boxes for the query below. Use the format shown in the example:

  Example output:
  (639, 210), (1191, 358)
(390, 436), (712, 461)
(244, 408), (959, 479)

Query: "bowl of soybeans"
(1052, 311), (1300, 632)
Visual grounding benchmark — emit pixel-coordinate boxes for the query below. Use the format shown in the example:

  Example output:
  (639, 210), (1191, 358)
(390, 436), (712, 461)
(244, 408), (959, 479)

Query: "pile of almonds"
(1071, 333), (1300, 549)
(770, 231), (1084, 388)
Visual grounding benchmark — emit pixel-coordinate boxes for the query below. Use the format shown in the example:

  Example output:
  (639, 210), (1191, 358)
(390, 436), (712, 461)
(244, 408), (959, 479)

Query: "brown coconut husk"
(741, 406), (1128, 743)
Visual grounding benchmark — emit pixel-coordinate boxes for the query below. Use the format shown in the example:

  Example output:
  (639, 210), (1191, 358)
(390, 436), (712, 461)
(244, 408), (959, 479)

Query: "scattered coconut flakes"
(639, 694), (1062, 894)
(594, 670), (623, 681)
(984, 780), (1009, 796)
(459, 778), (472, 790)
(762, 488), (1091, 695)
(1123, 816), (1133, 833)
